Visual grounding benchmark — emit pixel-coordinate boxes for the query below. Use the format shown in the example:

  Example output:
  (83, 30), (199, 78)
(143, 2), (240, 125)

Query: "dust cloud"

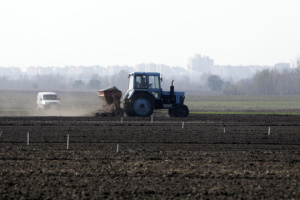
(0, 90), (102, 117)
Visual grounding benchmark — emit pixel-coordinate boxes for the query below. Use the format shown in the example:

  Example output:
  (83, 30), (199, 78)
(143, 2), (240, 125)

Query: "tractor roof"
(129, 72), (161, 76)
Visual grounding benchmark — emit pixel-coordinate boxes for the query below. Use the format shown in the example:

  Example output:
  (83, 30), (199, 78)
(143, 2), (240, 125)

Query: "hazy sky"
(1, 0), (300, 71)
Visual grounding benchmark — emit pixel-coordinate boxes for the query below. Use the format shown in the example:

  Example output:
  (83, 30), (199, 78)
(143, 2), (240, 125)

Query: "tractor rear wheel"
(130, 93), (154, 117)
(169, 104), (189, 117)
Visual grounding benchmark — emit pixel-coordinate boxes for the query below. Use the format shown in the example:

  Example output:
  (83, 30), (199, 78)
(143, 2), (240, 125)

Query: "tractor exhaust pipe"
(170, 80), (174, 95)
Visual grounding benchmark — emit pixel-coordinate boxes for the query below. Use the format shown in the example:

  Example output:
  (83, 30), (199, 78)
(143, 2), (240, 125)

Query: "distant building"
(107, 65), (133, 75)
(134, 63), (187, 78)
(26, 66), (54, 75)
(0, 67), (22, 79)
(134, 63), (158, 72)
(187, 54), (214, 74)
(157, 64), (171, 75)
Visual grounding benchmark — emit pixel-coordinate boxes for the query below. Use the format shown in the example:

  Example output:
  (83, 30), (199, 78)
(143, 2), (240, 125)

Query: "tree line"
(0, 70), (207, 92)
(222, 67), (300, 95)
(1, 61), (300, 95)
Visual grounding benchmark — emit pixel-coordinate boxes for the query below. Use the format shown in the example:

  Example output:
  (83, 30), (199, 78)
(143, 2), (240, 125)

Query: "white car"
(37, 92), (61, 110)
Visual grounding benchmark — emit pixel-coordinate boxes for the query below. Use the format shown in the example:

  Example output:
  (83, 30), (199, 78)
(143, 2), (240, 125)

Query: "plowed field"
(1, 114), (300, 199)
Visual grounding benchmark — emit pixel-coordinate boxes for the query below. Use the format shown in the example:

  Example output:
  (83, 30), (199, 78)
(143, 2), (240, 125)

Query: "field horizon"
(1, 90), (300, 116)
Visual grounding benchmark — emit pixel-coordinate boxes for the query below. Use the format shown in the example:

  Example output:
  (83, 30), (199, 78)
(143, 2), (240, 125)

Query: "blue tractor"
(121, 72), (189, 117)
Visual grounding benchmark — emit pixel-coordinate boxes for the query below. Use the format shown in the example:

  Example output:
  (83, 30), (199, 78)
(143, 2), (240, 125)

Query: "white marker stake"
(151, 115), (153, 123)
(27, 132), (29, 145)
(121, 117), (123, 123)
(268, 127), (271, 136)
(182, 122), (185, 129)
(67, 134), (69, 149)
(116, 144), (119, 153)
(224, 127), (226, 133)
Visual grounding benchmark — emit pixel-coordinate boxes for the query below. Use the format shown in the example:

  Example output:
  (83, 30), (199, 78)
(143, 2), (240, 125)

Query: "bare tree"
(207, 75), (224, 91)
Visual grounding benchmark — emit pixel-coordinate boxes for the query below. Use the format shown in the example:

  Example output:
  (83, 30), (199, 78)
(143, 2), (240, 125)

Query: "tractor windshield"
(148, 75), (160, 89)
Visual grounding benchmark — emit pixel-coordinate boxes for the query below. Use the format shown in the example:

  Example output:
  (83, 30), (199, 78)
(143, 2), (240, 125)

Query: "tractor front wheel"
(130, 94), (154, 117)
(113, 108), (124, 117)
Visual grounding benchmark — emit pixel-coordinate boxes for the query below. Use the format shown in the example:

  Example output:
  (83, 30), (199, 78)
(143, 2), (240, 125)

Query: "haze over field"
(0, 0), (300, 71)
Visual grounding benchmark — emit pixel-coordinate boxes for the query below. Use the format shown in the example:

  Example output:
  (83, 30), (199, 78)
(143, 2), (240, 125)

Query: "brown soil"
(0, 114), (299, 199)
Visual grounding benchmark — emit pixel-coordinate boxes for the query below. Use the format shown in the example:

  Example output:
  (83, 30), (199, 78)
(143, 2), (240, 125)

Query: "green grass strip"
(190, 111), (300, 115)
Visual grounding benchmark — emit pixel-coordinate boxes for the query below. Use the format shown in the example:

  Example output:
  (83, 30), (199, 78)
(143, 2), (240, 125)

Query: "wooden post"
(27, 132), (29, 145)
(67, 134), (69, 149)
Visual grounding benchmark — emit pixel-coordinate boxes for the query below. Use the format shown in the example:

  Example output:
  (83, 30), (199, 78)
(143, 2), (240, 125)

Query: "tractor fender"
(128, 90), (154, 100)
(122, 90), (135, 100)
(127, 90), (135, 99)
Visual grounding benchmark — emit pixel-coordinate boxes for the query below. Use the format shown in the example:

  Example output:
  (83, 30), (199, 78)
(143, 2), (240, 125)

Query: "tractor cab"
(126, 72), (162, 100)
(122, 72), (189, 117)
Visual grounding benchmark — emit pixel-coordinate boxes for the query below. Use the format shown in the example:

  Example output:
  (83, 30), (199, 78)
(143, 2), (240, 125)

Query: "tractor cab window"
(135, 75), (147, 89)
(148, 75), (160, 89)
